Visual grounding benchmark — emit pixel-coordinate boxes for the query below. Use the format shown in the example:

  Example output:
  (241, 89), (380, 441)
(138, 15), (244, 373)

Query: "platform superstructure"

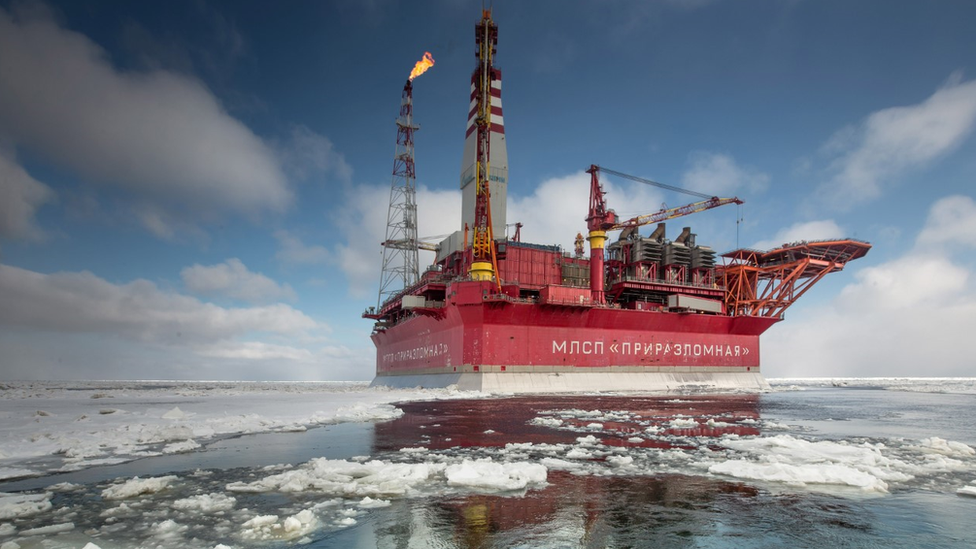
(363, 10), (870, 392)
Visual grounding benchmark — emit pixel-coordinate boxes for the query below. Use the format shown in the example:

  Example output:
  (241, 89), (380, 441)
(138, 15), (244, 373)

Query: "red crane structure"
(585, 165), (743, 304)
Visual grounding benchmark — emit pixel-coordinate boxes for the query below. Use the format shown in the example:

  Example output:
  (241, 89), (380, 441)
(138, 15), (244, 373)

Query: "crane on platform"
(584, 165), (743, 303)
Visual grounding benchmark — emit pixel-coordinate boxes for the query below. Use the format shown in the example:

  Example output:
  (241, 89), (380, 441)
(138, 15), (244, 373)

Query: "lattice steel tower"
(377, 80), (420, 309)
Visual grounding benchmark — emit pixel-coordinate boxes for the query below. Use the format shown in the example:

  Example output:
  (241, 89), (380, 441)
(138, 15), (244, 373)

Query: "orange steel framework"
(718, 239), (872, 318)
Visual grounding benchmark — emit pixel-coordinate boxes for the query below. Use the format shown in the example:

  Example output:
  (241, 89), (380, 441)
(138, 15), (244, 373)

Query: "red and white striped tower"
(464, 10), (507, 281)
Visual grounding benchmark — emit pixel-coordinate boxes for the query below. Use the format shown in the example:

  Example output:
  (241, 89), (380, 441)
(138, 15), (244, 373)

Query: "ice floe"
(0, 492), (51, 520)
(769, 377), (976, 394)
(102, 475), (178, 499)
(0, 381), (487, 479)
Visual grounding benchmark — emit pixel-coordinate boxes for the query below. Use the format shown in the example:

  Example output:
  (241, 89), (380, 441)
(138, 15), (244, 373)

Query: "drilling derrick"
(377, 81), (420, 309)
(468, 10), (500, 284)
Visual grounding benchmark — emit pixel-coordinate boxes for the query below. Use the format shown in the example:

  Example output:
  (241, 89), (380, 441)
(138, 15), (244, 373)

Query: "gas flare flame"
(408, 51), (435, 81)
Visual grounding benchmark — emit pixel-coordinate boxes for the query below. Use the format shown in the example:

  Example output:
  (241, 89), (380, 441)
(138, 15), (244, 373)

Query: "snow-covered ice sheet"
(0, 381), (486, 479)
(768, 377), (976, 394)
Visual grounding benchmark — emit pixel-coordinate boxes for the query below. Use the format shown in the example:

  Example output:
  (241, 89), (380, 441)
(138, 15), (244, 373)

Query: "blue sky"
(1, 0), (975, 380)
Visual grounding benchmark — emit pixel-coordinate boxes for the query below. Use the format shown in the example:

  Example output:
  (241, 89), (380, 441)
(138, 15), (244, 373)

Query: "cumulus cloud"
(508, 171), (669, 252)
(681, 152), (769, 197)
(0, 5), (290, 223)
(763, 194), (976, 377)
(816, 74), (976, 209)
(0, 264), (318, 347)
(274, 230), (329, 265)
(181, 258), (296, 304)
(335, 183), (461, 299)
(916, 195), (976, 248)
(750, 219), (845, 251)
(0, 150), (54, 239)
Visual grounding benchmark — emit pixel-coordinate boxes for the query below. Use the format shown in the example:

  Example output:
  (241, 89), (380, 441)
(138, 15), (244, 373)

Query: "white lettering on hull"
(382, 343), (450, 365)
(552, 340), (750, 359)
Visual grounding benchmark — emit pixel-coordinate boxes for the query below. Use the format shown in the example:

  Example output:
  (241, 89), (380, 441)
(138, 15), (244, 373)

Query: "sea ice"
(0, 492), (52, 520)
(0, 381), (483, 479)
(241, 509), (317, 541)
(444, 459), (547, 491)
(171, 493), (236, 513)
(101, 475), (178, 499)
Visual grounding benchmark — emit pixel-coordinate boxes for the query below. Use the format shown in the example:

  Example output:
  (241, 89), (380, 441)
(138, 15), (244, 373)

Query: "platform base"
(370, 371), (770, 394)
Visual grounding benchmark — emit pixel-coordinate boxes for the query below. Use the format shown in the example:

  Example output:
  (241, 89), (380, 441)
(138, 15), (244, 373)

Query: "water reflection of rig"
(364, 8), (870, 392)
(370, 395), (764, 547)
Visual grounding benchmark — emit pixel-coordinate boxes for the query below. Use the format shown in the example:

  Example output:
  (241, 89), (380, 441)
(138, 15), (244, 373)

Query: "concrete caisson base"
(370, 371), (771, 393)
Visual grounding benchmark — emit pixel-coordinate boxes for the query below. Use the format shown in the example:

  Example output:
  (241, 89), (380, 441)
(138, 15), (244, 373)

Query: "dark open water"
(2, 387), (974, 548)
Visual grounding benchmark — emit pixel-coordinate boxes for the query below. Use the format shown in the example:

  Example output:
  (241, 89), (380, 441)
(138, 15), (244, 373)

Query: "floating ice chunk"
(566, 448), (593, 460)
(916, 437), (976, 457)
(399, 447), (429, 454)
(162, 439), (201, 454)
(540, 458), (582, 471)
(0, 492), (52, 519)
(712, 435), (918, 492)
(958, 485), (976, 497)
(0, 467), (37, 481)
(47, 482), (81, 492)
(627, 437), (643, 443)
(483, 429), (496, 434)
(444, 459), (547, 491)
(710, 460), (889, 492)
(82, 544), (102, 549)
(357, 497), (391, 508)
(19, 522), (74, 536)
(669, 418), (698, 429)
(586, 423), (604, 430)
(607, 455), (634, 468)
(227, 458), (446, 496)
(576, 435), (599, 446)
(529, 417), (563, 428)
(161, 406), (187, 420)
(151, 519), (187, 541)
(763, 421), (790, 430)
(242, 509), (317, 541)
(706, 419), (731, 428)
(102, 475), (178, 499)
(172, 493), (236, 513)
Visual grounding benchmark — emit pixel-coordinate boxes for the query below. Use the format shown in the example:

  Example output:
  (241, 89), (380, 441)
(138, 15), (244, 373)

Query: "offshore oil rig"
(363, 10), (870, 392)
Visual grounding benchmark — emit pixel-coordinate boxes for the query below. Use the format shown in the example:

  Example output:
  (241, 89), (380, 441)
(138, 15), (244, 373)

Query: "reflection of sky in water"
(1, 388), (975, 548)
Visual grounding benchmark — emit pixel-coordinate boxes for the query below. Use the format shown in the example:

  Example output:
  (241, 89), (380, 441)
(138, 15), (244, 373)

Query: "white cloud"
(917, 195), (976, 248)
(0, 264), (318, 347)
(508, 171), (667, 252)
(181, 258), (296, 304)
(197, 341), (314, 361)
(0, 6), (290, 221)
(750, 219), (845, 251)
(817, 74), (976, 209)
(763, 194), (976, 377)
(0, 149), (54, 239)
(274, 230), (329, 265)
(681, 152), (769, 197)
(335, 183), (461, 299)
